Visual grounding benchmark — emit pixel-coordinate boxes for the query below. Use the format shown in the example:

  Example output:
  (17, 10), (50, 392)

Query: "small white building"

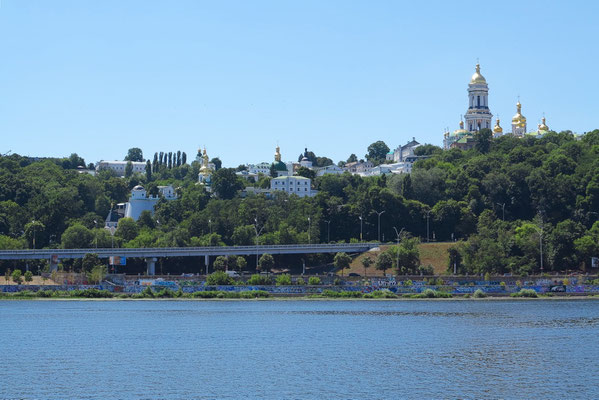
(387, 138), (421, 163)
(316, 164), (345, 176)
(124, 185), (177, 220)
(270, 176), (316, 198)
(96, 160), (146, 177)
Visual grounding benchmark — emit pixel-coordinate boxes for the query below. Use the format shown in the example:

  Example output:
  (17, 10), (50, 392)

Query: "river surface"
(1, 299), (598, 399)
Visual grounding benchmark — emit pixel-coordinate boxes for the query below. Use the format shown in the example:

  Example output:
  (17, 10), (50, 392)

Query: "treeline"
(1, 130), (598, 276)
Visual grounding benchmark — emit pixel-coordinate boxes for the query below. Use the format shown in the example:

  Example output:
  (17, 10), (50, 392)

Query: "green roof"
(272, 161), (287, 171)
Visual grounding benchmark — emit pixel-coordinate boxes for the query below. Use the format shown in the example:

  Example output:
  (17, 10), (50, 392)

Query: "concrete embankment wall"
(2, 284), (599, 295)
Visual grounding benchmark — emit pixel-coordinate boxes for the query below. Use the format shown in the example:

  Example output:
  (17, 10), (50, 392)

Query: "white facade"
(96, 161), (146, 176)
(316, 165), (345, 176)
(247, 162), (271, 175)
(123, 185), (177, 221)
(270, 176), (315, 198)
(388, 138), (421, 163)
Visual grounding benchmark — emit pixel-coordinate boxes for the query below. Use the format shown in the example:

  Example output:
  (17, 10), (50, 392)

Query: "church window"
(477, 96), (480, 107)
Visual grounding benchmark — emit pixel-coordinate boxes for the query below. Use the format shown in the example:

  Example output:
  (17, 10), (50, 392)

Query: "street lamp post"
(532, 224), (544, 273)
(324, 220), (331, 243)
(375, 210), (385, 243)
(254, 218), (264, 269)
(496, 203), (506, 221)
(393, 227), (405, 273)
(208, 219), (212, 235)
(307, 217), (311, 244)
(94, 220), (98, 249)
(359, 215), (363, 242)
(425, 210), (431, 243)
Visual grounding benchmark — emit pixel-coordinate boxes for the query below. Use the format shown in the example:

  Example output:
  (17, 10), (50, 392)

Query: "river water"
(1, 299), (598, 399)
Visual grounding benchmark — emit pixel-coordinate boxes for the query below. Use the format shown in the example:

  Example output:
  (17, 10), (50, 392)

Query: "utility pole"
(307, 217), (311, 244)
(376, 210), (385, 243)
(324, 220), (331, 243)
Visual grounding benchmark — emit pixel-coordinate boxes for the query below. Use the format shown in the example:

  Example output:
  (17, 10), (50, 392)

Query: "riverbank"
(1, 288), (598, 300)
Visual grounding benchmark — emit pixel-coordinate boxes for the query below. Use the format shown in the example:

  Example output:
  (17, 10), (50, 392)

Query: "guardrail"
(0, 243), (380, 260)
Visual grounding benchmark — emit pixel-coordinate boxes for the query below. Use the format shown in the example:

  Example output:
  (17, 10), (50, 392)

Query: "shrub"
(563, 278), (570, 286)
(308, 276), (321, 285)
(275, 274), (292, 286)
(365, 290), (398, 299)
(463, 293), (471, 298)
(415, 289), (452, 299)
(206, 271), (234, 286)
(320, 290), (362, 298)
(473, 289), (487, 298)
(403, 279), (413, 286)
(500, 281), (506, 288)
(510, 289), (538, 298)
(69, 289), (113, 298)
(296, 277), (305, 285)
(247, 274), (272, 285)
(333, 278), (342, 286)
(154, 288), (176, 298)
(141, 286), (155, 298)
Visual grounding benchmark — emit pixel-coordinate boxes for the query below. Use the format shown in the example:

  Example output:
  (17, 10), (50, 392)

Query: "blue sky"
(1, 0), (598, 167)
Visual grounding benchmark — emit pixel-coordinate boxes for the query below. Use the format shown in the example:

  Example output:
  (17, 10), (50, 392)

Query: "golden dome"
(470, 63), (487, 84)
(512, 101), (527, 125)
(538, 117), (549, 131)
(493, 119), (503, 133)
(274, 145), (282, 162)
(451, 120), (469, 136)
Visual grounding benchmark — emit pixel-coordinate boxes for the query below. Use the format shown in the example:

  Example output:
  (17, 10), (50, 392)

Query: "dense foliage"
(1, 130), (598, 276)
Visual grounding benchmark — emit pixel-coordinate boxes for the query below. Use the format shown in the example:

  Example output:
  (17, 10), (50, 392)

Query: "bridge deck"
(0, 243), (380, 260)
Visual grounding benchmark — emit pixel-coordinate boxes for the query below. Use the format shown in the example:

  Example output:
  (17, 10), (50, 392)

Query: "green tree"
(210, 157), (222, 171)
(61, 224), (94, 248)
(213, 256), (227, 271)
(474, 128), (493, 153)
(236, 256), (247, 272)
(88, 265), (107, 284)
(361, 256), (373, 276)
(366, 141), (390, 165)
(211, 168), (244, 199)
(4, 269), (10, 284)
(346, 153), (358, 163)
(24, 270), (33, 284)
(115, 217), (139, 242)
(258, 253), (275, 273)
(296, 167), (316, 180)
(375, 252), (393, 275)
(11, 269), (22, 285)
(334, 252), (352, 276)
(145, 160), (152, 181)
(24, 220), (45, 249)
(125, 147), (144, 162)
(125, 161), (133, 178)
(82, 253), (101, 273)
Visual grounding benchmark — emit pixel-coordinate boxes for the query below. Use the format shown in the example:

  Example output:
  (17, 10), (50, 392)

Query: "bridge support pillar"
(146, 258), (157, 275)
(204, 255), (209, 276)
(49, 256), (59, 272)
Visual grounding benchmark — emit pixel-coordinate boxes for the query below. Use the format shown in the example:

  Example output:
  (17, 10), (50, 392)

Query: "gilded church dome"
(493, 118), (503, 134)
(538, 117), (549, 131)
(470, 63), (487, 84)
(512, 101), (527, 126)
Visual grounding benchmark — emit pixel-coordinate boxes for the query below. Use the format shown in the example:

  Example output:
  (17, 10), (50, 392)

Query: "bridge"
(0, 243), (380, 275)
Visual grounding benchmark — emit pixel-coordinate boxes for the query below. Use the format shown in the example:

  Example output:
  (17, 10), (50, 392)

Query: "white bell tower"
(464, 63), (493, 132)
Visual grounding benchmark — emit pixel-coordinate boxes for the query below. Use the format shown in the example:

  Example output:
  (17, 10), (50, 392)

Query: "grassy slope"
(342, 242), (457, 276)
